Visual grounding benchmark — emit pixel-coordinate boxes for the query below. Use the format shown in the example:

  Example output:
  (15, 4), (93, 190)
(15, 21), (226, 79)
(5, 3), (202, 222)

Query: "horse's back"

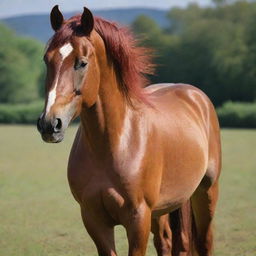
(146, 83), (212, 109)
(145, 83), (220, 140)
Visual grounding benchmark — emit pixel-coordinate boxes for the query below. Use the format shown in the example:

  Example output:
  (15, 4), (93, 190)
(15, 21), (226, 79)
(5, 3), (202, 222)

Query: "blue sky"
(0, 0), (212, 18)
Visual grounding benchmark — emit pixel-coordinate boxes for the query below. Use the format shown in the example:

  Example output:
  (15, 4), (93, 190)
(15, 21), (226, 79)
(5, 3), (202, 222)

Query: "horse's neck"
(80, 68), (129, 158)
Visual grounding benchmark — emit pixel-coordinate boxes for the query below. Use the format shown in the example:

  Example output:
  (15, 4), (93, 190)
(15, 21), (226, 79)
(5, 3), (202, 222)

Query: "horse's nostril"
(54, 118), (62, 132)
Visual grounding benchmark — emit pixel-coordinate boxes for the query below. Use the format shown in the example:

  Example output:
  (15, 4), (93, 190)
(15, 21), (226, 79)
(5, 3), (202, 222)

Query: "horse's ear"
(50, 5), (64, 32)
(81, 7), (94, 35)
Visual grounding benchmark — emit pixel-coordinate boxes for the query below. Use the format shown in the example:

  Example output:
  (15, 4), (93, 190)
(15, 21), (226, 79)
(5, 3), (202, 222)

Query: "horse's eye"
(80, 62), (87, 68)
(74, 59), (87, 70)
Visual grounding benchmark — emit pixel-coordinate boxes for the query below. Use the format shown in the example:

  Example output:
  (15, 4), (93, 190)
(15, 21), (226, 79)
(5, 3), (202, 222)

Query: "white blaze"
(59, 43), (73, 60)
(45, 43), (73, 114)
(46, 82), (57, 114)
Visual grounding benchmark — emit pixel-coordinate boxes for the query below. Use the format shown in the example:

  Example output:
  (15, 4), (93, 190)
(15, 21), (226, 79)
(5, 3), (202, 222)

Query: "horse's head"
(37, 5), (101, 143)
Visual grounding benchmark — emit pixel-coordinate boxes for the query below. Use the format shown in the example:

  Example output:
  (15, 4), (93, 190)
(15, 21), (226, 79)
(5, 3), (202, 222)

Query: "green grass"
(0, 125), (255, 256)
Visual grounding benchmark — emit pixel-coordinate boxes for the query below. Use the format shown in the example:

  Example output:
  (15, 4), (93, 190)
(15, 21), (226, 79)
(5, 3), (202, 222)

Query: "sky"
(0, 0), (212, 18)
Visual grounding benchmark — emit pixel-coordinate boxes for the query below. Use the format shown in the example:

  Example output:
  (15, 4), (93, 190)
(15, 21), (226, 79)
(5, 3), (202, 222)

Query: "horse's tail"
(169, 200), (196, 256)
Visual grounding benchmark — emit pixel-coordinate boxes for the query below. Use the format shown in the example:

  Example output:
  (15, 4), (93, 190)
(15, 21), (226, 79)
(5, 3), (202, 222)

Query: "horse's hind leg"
(81, 206), (117, 256)
(151, 214), (172, 256)
(191, 179), (219, 256)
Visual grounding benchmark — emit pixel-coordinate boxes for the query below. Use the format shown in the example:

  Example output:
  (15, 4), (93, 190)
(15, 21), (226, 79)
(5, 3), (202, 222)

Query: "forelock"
(47, 15), (84, 52)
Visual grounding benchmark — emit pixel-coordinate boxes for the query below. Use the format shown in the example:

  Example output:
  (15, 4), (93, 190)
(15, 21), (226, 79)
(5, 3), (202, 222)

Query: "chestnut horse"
(37, 5), (221, 256)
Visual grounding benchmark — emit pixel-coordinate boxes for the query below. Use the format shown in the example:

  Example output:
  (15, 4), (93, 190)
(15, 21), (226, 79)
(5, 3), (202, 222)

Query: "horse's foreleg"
(151, 214), (172, 256)
(81, 206), (117, 256)
(191, 181), (219, 256)
(123, 203), (151, 256)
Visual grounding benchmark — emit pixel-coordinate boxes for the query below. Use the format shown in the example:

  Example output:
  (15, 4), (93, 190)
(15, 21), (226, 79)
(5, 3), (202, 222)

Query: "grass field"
(0, 125), (255, 256)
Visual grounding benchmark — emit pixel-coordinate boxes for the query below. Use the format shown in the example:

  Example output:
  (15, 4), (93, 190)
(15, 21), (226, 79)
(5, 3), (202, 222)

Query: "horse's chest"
(69, 166), (139, 223)
(68, 154), (139, 210)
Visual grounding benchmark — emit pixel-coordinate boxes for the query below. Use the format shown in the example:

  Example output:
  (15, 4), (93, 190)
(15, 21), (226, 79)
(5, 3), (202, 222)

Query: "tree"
(132, 1), (256, 105)
(212, 0), (228, 6)
(0, 24), (44, 103)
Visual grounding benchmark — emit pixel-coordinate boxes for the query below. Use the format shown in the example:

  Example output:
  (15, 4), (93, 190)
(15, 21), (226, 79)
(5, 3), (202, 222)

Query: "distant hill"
(1, 8), (169, 43)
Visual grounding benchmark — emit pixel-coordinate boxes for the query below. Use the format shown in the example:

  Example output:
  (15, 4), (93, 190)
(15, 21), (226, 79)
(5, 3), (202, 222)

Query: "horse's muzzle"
(37, 115), (64, 143)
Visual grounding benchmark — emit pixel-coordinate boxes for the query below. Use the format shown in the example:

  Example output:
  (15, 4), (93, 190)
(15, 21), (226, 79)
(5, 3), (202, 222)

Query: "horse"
(37, 5), (221, 256)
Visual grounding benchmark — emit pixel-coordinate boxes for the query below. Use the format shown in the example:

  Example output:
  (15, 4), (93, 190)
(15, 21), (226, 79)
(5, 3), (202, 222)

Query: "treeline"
(1, 1), (256, 127)
(132, 1), (256, 106)
(0, 23), (44, 103)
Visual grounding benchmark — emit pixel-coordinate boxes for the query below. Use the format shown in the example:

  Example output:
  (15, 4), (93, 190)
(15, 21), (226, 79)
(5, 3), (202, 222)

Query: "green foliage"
(132, 1), (256, 106)
(212, 0), (228, 6)
(217, 101), (256, 127)
(132, 15), (174, 51)
(0, 101), (44, 124)
(0, 23), (44, 103)
(2, 2), (256, 126)
(37, 67), (46, 98)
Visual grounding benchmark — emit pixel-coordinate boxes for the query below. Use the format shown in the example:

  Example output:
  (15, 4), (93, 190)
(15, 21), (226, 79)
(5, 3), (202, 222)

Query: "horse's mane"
(48, 15), (154, 104)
